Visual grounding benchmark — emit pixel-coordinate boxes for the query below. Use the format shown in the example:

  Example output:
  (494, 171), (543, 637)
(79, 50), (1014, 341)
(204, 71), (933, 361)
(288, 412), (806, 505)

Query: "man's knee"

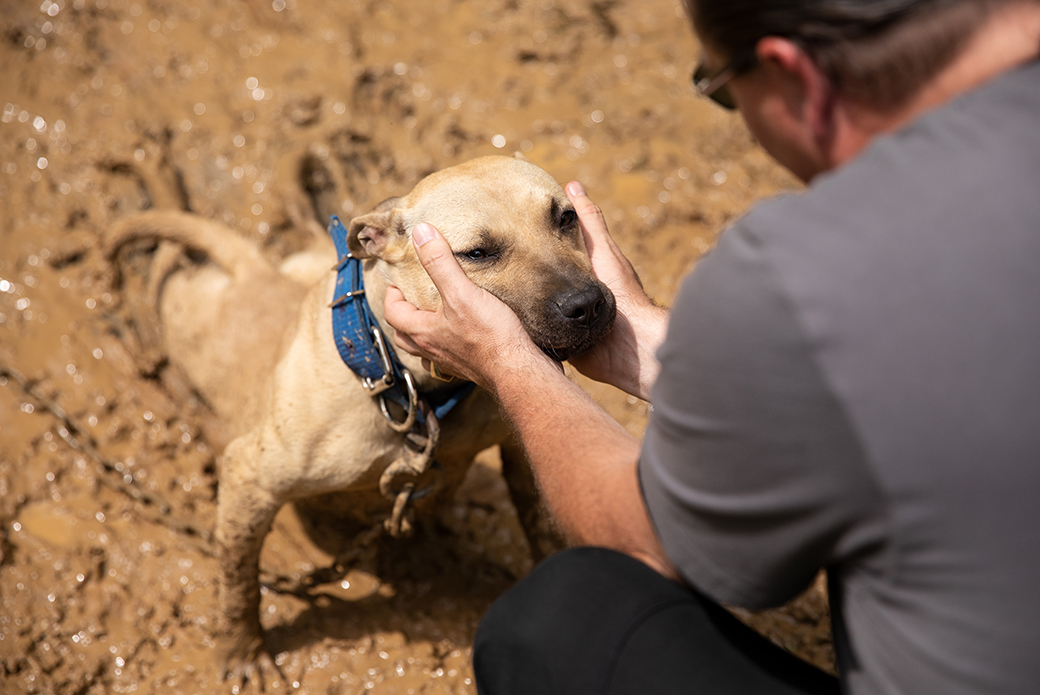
(473, 547), (839, 695)
(474, 547), (691, 695)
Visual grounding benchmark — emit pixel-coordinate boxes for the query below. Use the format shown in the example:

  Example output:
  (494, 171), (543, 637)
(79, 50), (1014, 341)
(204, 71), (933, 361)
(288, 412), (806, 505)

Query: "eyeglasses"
(692, 51), (757, 110)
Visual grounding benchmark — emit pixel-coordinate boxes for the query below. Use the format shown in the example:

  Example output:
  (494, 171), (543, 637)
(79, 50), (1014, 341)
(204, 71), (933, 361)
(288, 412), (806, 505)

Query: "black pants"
(474, 547), (840, 695)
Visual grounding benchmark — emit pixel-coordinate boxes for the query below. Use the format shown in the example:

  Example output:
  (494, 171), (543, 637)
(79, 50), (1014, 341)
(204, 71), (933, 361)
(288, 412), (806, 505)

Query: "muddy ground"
(0, 0), (832, 692)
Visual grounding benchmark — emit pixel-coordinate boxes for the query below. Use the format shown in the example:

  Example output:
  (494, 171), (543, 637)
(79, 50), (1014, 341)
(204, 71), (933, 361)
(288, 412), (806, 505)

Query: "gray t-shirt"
(640, 59), (1040, 695)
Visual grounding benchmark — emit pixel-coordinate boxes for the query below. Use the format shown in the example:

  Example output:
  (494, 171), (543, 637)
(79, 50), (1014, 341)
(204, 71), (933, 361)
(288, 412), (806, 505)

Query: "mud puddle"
(0, 0), (826, 692)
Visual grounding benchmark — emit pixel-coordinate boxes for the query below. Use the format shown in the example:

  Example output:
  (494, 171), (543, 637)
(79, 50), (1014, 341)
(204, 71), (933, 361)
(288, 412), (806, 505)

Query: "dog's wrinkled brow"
(476, 229), (497, 247)
(548, 196), (564, 228)
(457, 229), (501, 255)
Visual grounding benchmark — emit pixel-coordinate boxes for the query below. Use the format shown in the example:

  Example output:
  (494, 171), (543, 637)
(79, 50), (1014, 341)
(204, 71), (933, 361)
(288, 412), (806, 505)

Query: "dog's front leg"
(500, 440), (567, 563)
(215, 432), (285, 689)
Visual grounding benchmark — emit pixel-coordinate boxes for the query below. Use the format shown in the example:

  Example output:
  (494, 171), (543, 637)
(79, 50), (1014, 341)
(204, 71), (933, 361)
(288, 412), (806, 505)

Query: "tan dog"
(105, 155), (616, 683)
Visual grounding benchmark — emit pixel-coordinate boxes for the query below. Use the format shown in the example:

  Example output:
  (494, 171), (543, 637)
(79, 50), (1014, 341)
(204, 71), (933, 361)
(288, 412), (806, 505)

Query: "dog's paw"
(219, 632), (287, 693)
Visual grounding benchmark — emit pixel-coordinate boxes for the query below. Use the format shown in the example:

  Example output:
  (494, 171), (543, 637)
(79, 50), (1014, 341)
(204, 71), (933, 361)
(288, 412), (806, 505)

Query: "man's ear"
(757, 37), (836, 146)
(347, 196), (402, 258)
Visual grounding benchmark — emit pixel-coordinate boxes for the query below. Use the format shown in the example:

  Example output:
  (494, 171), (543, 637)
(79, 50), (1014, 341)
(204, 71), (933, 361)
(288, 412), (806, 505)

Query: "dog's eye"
(462, 248), (491, 260)
(560, 209), (578, 227)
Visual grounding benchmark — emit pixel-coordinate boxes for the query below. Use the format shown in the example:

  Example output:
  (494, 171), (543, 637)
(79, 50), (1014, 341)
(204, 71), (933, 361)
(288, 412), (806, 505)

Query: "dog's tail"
(104, 210), (273, 280)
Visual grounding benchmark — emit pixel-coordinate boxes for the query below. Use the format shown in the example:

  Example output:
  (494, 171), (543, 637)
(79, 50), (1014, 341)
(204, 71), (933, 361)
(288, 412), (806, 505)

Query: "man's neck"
(835, 2), (1040, 164)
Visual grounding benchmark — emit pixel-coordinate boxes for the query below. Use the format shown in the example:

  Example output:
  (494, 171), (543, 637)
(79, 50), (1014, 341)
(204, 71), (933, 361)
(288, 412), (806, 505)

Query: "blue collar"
(327, 215), (474, 430)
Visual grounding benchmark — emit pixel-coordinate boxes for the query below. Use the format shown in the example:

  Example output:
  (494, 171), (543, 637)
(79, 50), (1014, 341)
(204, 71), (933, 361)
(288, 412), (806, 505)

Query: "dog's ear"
(512, 151), (532, 163)
(347, 197), (403, 259)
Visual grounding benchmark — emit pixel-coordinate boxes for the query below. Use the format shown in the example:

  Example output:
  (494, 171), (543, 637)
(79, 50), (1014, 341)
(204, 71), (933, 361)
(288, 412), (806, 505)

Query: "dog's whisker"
(541, 344), (565, 362)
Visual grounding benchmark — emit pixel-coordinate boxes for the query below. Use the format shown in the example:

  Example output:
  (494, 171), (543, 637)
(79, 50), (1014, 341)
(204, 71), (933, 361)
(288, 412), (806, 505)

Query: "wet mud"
(0, 0), (830, 692)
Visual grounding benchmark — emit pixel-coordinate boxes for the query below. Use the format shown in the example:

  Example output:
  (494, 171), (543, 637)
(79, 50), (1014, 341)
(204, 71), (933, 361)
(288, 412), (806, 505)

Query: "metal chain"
(379, 399), (441, 537)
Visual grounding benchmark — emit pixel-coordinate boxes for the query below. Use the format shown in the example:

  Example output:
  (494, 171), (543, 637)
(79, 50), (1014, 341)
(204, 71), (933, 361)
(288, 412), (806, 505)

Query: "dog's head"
(347, 155), (616, 361)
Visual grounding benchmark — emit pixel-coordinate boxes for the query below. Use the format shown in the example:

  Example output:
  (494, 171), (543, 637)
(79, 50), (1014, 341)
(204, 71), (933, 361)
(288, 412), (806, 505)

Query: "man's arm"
(384, 208), (677, 578)
(482, 334), (675, 578)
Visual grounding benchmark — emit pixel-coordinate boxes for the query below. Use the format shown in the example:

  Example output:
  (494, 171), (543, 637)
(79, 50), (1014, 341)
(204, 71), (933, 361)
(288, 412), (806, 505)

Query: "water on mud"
(0, 0), (828, 692)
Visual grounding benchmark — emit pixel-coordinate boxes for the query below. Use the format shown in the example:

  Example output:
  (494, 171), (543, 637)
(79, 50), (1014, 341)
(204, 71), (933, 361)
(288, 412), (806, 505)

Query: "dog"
(105, 154), (617, 683)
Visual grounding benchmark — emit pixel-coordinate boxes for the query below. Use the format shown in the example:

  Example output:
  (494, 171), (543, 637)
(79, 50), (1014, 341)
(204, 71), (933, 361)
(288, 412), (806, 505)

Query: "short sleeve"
(640, 219), (884, 610)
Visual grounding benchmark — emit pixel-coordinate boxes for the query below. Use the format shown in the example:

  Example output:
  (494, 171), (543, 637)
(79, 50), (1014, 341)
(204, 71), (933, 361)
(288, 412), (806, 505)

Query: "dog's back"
(106, 211), (310, 440)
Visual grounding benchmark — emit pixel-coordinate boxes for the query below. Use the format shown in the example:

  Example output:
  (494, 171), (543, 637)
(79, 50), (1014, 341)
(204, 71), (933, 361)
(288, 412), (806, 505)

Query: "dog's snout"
(555, 287), (608, 328)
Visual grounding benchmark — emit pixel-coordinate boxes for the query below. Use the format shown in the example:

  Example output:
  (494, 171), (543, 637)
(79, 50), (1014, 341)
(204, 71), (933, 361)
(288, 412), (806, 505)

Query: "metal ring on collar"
(362, 325), (397, 396)
(429, 361), (454, 382)
(379, 369), (418, 433)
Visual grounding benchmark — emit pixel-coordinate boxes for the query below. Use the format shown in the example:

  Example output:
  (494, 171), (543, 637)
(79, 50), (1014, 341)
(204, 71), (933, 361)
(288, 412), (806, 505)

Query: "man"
(385, 0), (1040, 692)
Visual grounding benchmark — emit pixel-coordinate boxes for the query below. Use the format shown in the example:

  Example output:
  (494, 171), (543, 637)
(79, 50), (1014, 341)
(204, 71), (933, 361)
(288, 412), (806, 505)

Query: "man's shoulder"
(721, 59), (1040, 302)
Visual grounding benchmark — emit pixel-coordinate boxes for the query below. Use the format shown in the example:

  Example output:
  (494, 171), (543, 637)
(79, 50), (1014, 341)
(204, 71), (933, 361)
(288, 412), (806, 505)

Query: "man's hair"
(686, 0), (1033, 110)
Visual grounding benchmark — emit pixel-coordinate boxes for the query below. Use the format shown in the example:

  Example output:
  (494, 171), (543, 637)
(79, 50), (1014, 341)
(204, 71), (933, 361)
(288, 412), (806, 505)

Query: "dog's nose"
(554, 287), (608, 328)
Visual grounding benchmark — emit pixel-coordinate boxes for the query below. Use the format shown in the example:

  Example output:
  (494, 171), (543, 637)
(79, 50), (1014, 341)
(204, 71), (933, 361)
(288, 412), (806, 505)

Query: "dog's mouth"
(539, 339), (603, 363)
(486, 275), (617, 363)
(529, 284), (617, 363)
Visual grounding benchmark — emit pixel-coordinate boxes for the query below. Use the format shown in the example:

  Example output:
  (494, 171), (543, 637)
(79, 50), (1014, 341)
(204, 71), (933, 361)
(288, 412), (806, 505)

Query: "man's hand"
(566, 180), (646, 304)
(384, 222), (546, 389)
(564, 181), (669, 401)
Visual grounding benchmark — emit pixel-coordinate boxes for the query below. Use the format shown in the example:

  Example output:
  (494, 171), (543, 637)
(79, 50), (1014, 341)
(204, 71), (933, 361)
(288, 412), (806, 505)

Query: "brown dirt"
(0, 0), (831, 693)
